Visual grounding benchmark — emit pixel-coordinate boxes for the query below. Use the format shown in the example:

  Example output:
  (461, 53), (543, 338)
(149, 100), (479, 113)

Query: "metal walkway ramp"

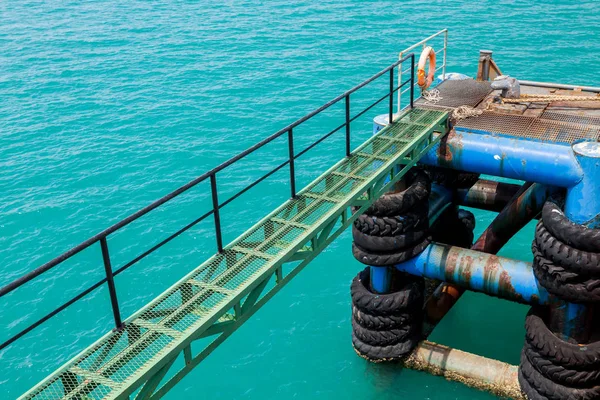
(20, 108), (447, 400)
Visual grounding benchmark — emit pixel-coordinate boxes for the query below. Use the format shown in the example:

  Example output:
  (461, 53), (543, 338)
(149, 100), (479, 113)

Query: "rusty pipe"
(404, 341), (524, 400)
(421, 182), (557, 336)
(456, 179), (521, 212)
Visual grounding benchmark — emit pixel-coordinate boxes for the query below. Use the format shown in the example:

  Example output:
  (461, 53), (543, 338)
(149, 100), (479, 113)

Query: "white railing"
(397, 29), (448, 113)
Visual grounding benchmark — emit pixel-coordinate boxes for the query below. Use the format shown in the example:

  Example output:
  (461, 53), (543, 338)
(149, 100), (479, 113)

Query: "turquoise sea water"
(2, 1), (600, 398)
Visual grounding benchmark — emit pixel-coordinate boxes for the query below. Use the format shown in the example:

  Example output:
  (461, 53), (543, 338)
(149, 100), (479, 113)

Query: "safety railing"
(0, 53), (416, 351)
(398, 29), (448, 112)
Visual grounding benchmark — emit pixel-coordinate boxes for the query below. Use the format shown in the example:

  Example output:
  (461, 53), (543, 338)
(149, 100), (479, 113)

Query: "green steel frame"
(21, 108), (448, 400)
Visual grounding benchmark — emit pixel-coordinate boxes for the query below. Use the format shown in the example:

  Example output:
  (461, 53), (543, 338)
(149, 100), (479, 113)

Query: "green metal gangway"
(19, 107), (447, 400)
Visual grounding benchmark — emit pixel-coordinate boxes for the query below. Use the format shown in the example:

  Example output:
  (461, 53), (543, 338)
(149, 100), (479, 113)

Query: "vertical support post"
(288, 129), (297, 198)
(210, 174), (223, 252)
(100, 237), (123, 330)
(370, 266), (393, 294)
(410, 54), (415, 109)
(388, 68), (394, 124)
(549, 142), (600, 343)
(397, 52), (403, 114)
(443, 29), (448, 80)
(345, 95), (351, 157)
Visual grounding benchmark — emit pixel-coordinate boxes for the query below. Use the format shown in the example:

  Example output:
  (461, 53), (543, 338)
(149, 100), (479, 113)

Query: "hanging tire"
(424, 166), (480, 189)
(431, 208), (475, 248)
(351, 268), (423, 316)
(352, 225), (428, 252)
(519, 350), (600, 400)
(352, 330), (419, 362)
(352, 238), (431, 267)
(535, 221), (600, 276)
(532, 253), (600, 303)
(364, 169), (431, 217)
(353, 205), (429, 236)
(518, 367), (547, 400)
(525, 306), (600, 369)
(351, 318), (416, 346)
(532, 242), (581, 282)
(542, 197), (600, 253)
(524, 342), (600, 387)
(351, 305), (413, 331)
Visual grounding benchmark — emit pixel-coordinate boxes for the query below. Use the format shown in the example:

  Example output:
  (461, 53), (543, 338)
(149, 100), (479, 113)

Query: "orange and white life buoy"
(417, 46), (436, 90)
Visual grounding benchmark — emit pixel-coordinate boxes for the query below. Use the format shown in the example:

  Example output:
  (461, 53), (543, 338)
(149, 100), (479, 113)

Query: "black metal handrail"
(0, 53), (416, 350)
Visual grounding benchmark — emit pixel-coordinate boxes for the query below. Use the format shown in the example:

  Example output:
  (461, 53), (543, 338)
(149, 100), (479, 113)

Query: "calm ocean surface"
(1, 1), (599, 398)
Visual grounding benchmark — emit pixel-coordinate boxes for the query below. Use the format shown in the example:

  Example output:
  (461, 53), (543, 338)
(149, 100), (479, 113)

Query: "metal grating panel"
(416, 79), (492, 109)
(23, 108), (448, 400)
(455, 111), (600, 144)
(541, 111), (600, 127)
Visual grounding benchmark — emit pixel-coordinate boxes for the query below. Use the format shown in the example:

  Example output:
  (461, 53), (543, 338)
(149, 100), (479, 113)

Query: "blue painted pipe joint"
(395, 243), (551, 305)
(565, 141), (600, 227)
(419, 131), (583, 188)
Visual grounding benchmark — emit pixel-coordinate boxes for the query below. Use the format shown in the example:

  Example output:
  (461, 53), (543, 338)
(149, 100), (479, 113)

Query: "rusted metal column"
(404, 341), (524, 400)
(456, 179), (521, 212)
(422, 182), (557, 336)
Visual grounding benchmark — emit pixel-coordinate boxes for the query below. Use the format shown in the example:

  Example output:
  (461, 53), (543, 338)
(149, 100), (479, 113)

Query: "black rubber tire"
(424, 166), (481, 189)
(351, 330), (419, 362)
(365, 169), (431, 217)
(525, 306), (600, 369)
(351, 305), (412, 330)
(352, 238), (431, 267)
(351, 317), (415, 346)
(457, 209), (476, 232)
(351, 268), (423, 316)
(532, 252), (600, 303)
(353, 205), (429, 236)
(542, 197), (600, 253)
(524, 342), (600, 387)
(519, 367), (549, 400)
(532, 242), (582, 283)
(430, 209), (475, 248)
(352, 225), (427, 252)
(520, 350), (600, 400)
(535, 221), (600, 277)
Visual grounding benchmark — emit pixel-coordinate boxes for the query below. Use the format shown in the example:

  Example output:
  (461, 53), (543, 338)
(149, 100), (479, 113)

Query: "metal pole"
(388, 68), (394, 124)
(443, 30), (448, 80)
(288, 129), (297, 197)
(210, 174), (223, 252)
(549, 142), (600, 343)
(397, 54), (403, 114)
(100, 237), (123, 330)
(345, 95), (351, 157)
(410, 54), (415, 109)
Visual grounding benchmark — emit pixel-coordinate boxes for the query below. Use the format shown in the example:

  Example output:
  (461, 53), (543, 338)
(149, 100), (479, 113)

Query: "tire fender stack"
(520, 195), (600, 399)
(350, 168), (432, 362)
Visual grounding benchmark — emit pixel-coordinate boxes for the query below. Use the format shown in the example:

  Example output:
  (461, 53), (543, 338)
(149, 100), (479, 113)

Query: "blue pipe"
(419, 131), (583, 188)
(370, 184), (453, 293)
(555, 141), (600, 342)
(395, 243), (551, 305)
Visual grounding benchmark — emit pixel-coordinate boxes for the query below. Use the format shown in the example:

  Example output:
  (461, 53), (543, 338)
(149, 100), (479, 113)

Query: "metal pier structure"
(5, 30), (600, 400)
(2, 50), (451, 399)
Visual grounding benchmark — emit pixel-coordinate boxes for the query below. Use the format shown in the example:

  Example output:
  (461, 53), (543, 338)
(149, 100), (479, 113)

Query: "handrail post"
(288, 129), (297, 198)
(210, 174), (223, 252)
(388, 68), (394, 124)
(100, 237), (123, 330)
(443, 29), (448, 80)
(410, 54), (415, 109)
(345, 95), (351, 156)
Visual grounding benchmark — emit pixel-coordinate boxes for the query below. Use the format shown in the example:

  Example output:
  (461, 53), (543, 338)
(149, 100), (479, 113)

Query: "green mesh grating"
(21, 108), (447, 400)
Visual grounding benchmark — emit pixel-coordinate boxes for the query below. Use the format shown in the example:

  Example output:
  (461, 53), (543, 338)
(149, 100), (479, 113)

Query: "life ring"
(417, 46), (436, 90)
